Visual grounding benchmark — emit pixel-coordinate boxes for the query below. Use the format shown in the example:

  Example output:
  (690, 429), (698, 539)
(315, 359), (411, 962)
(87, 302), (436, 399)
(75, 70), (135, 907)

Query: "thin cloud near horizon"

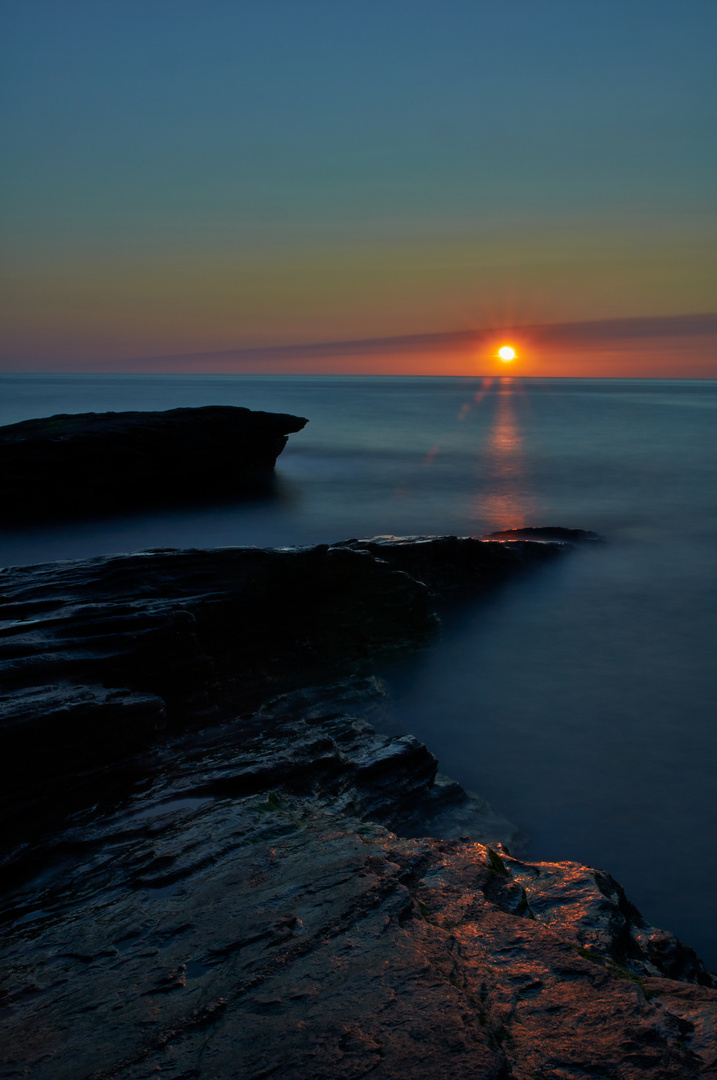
(135, 312), (717, 366)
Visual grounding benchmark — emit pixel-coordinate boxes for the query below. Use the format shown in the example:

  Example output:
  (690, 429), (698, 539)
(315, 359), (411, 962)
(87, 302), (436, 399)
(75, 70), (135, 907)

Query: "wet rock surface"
(0, 540), (440, 831)
(340, 532), (589, 598)
(2, 718), (715, 1080)
(0, 534), (574, 829)
(485, 526), (603, 544)
(1, 533), (716, 1078)
(0, 405), (308, 521)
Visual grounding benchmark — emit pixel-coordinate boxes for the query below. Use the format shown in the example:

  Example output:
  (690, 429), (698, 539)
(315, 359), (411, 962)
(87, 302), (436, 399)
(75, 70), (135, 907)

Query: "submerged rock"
(0, 405), (308, 520)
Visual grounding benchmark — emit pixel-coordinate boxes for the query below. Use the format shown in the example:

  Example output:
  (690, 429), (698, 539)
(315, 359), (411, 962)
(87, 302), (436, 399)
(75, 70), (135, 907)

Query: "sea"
(1, 373), (716, 970)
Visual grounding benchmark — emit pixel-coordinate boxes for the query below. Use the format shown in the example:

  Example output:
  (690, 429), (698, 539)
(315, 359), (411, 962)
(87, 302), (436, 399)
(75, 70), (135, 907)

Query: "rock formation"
(0, 534), (579, 829)
(1, 533), (715, 1078)
(486, 526), (603, 543)
(0, 540), (436, 831)
(0, 405), (308, 521)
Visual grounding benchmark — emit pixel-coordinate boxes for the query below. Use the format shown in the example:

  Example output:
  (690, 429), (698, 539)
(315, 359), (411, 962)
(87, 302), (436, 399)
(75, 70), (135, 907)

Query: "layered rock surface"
(0, 534), (570, 831)
(1, 532), (715, 1078)
(2, 681), (716, 1080)
(0, 540), (435, 830)
(0, 405), (307, 520)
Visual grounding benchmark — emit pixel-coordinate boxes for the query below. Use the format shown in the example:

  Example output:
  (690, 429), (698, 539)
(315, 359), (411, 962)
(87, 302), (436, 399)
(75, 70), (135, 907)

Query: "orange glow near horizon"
(3, 328), (715, 379)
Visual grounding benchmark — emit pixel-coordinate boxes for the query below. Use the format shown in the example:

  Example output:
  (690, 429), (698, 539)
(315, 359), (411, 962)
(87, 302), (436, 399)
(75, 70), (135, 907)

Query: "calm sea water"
(1, 373), (716, 968)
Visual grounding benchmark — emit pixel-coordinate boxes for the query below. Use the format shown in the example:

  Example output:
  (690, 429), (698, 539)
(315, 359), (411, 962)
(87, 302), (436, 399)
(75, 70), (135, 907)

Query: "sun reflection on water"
(471, 377), (538, 533)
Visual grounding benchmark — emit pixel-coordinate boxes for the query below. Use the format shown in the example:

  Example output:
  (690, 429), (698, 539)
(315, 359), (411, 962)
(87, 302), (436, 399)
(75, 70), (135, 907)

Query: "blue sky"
(2, 1), (716, 372)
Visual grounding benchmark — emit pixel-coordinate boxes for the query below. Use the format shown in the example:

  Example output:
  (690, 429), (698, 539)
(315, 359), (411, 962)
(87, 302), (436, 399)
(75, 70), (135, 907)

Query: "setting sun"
(498, 346), (516, 361)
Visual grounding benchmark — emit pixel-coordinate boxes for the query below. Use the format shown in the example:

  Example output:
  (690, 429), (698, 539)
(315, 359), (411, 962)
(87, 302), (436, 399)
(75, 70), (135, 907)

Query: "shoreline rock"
(0, 405), (308, 521)
(2, 681), (715, 1078)
(0, 533), (580, 829)
(1, 532), (716, 1078)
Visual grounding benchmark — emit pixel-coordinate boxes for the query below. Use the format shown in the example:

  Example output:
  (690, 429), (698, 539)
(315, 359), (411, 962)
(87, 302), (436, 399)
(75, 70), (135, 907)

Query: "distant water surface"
(1, 373), (716, 969)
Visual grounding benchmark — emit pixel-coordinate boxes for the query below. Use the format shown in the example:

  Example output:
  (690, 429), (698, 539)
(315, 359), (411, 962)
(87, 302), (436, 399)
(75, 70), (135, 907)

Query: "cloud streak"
(132, 313), (717, 368)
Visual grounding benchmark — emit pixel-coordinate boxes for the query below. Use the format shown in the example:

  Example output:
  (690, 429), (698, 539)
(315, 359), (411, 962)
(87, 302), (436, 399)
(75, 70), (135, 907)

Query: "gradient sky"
(1, 0), (715, 375)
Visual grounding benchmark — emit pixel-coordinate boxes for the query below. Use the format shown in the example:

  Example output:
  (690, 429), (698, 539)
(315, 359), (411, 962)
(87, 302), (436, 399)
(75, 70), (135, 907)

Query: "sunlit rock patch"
(1, 761), (715, 1079)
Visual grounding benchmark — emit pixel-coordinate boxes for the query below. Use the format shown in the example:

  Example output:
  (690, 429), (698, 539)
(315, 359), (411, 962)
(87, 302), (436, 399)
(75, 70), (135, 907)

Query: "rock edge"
(0, 405), (308, 520)
(2, 531), (716, 1079)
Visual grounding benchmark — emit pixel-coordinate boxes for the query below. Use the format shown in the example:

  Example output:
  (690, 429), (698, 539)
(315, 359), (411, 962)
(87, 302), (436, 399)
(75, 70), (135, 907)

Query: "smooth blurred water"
(1, 373), (716, 968)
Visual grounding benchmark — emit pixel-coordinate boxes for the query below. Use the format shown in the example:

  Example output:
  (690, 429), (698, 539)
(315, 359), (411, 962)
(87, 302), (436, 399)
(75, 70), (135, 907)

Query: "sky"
(1, 0), (715, 376)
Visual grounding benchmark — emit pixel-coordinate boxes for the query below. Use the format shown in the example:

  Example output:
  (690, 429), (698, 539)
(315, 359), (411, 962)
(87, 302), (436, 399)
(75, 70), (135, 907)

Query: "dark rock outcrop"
(0, 541), (437, 829)
(341, 533), (575, 598)
(3, 530), (716, 1079)
(486, 525), (603, 543)
(1, 678), (715, 1080)
(0, 405), (307, 520)
(0, 535), (574, 829)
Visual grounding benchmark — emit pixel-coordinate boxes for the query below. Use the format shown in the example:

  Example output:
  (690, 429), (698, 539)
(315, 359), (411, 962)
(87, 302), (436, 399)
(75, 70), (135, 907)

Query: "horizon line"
(2, 311), (716, 376)
(3, 374), (717, 382)
(125, 311), (717, 367)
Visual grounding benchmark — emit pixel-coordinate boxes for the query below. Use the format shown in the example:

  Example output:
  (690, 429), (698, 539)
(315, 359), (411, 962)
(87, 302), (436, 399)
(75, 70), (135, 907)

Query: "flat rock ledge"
(0, 405), (308, 521)
(1, 533), (716, 1079)
(0, 532), (573, 826)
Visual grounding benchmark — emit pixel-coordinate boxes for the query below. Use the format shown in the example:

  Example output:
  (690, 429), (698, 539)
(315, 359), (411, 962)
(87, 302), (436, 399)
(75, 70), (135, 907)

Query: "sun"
(498, 346), (516, 361)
